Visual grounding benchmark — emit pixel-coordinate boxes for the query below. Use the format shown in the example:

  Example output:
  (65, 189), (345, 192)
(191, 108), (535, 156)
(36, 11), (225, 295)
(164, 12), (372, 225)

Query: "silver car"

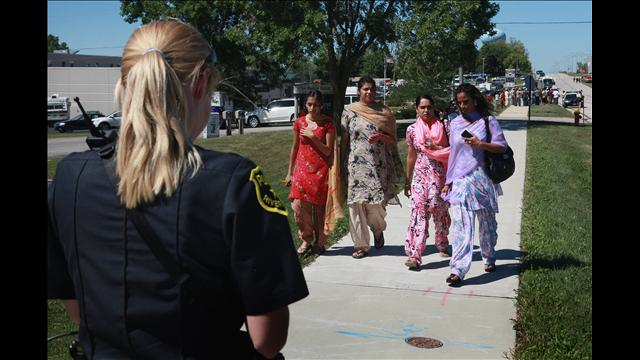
(92, 111), (122, 131)
(245, 98), (296, 128)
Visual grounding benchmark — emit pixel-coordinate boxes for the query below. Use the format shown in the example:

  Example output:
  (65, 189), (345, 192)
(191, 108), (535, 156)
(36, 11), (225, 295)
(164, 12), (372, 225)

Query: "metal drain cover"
(405, 337), (443, 349)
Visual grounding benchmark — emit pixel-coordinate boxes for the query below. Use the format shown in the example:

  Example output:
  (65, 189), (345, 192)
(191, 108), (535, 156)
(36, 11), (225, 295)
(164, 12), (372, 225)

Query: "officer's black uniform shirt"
(48, 147), (309, 359)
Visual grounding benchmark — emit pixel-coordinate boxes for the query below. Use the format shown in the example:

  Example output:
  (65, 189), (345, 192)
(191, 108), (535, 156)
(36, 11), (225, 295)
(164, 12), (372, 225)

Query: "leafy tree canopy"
(48, 34), (68, 53)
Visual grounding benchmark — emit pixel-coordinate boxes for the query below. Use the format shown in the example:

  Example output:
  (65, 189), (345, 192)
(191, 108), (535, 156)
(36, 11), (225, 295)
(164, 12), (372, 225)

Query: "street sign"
(505, 68), (516, 87)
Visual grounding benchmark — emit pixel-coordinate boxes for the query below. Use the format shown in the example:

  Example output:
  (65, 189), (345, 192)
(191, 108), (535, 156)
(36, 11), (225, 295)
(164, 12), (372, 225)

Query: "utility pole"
(482, 57), (485, 79)
(383, 56), (387, 105)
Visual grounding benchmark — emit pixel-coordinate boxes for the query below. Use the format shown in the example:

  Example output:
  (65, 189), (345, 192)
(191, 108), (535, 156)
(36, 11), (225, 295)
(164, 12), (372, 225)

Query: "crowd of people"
(48, 18), (513, 359)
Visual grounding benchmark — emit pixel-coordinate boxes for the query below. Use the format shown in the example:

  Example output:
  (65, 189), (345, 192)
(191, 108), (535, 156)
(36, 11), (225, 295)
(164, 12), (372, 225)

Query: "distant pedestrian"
(573, 110), (582, 126)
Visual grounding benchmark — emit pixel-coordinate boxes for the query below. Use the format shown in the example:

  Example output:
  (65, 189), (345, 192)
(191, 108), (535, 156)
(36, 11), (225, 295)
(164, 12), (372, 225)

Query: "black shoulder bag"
(483, 117), (515, 184)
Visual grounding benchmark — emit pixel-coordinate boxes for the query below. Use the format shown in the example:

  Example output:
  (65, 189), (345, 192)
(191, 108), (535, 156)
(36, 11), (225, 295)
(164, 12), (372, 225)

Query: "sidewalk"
(282, 107), (529, 359)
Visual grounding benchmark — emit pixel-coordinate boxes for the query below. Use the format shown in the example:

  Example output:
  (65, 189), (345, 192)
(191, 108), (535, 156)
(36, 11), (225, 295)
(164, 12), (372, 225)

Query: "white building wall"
(48, 67), (121, 117)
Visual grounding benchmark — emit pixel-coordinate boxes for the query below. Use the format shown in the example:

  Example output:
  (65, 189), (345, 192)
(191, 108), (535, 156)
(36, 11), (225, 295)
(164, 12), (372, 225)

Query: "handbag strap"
(483, 116), (491, 143)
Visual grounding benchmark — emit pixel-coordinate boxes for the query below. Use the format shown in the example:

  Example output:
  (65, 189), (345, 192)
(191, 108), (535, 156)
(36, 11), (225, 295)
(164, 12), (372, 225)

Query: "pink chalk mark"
(422, 287), (433, 296)
(440, 288), (453, 306)
(467, 290), (476, 297)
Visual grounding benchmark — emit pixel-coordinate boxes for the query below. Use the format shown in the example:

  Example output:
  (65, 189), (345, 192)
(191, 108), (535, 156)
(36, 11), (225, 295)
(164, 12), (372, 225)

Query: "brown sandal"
(312, 244), (326, 255)
(352, 249), (368, 259)
(446, 274), (462, 285)
(297, 242), (312, 255)
(484, 264), (496, 272)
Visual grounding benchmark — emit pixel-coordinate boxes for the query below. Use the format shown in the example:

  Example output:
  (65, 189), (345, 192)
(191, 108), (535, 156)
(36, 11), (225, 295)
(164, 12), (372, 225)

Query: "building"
(47, 53), (122, 117)
(47, 53), (122, 68)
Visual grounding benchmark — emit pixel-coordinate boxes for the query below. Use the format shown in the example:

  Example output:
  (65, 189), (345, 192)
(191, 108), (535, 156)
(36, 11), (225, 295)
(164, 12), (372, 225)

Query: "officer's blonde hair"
(114, 19), (218, 209)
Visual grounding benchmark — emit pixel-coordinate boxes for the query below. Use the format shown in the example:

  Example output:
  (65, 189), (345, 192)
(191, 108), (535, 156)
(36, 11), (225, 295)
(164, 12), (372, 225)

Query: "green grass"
(513, 122), (592, 359)
(47, 301), (79, 359)
(48, 132), (87, 139)
(529, 104), (573, 118)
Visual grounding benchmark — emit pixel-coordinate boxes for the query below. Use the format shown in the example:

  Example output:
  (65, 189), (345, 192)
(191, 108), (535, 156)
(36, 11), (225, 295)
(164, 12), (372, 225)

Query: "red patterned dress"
(289, 115), (335, 205)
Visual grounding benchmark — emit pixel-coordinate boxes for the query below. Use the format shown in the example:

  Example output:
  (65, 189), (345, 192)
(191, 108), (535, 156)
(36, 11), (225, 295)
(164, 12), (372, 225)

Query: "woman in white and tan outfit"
(339, 76), (404, 259)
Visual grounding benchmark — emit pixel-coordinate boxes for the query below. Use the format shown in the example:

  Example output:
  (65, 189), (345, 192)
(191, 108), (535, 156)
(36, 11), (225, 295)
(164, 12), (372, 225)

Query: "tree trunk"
(330, 60), (350, 136)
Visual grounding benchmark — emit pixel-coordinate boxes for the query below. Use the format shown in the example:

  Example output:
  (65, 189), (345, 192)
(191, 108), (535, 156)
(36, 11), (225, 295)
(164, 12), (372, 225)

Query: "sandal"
(404, 258), (420, 270)
(446, 274), (462, 285)
(312, 244), (326, 255)
(484, 264), (496, 272)
(297, 242), (312, 255)
(352, 249), (368, 259)
(374, 232), (385, 249)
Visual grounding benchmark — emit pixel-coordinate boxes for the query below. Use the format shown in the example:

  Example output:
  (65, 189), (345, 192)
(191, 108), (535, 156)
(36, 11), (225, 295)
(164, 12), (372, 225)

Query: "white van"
(245, 98), (296, 128)
(343, 86), (359, 105)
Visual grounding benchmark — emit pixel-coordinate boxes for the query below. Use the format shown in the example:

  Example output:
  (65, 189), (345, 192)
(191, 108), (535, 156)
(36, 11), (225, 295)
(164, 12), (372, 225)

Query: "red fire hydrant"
(573, 110), (582, 126)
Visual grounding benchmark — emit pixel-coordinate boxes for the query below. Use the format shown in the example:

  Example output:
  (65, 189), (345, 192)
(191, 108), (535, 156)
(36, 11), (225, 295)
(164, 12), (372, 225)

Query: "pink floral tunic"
(404, 124), (451, 262)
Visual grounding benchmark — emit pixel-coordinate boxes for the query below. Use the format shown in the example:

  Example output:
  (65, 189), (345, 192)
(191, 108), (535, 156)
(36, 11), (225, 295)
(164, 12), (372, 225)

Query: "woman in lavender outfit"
(441, 84), (508, 286)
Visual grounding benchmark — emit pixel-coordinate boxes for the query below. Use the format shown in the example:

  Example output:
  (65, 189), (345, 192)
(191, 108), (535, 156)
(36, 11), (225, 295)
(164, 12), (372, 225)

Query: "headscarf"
(345, 101), (397, 139)
(323, 138), (344, 235)
(413, 115), (450, 170)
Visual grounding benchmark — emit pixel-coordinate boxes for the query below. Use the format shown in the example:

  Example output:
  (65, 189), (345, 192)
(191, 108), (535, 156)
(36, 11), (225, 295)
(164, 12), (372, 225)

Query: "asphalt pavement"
(549, 72), (592, 122)
(282, 105), (530, 359)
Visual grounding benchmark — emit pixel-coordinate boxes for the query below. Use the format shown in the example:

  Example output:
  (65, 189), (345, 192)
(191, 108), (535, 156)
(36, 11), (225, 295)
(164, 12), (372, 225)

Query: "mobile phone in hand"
(461, 129), (474, 138)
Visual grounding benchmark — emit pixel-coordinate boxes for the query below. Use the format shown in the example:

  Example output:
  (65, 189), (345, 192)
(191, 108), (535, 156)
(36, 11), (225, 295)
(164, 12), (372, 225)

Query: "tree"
(48, 34), (68, 53)
(120, 1), (315, 105)
(121, 0), (405, 124)
(354, 45), (392, 78)
(394, 0), (499, 106)
(477, 38), (532, 77)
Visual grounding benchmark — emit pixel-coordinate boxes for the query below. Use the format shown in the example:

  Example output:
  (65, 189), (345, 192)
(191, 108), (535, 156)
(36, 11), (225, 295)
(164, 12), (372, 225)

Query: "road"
(549, 72), (592, 121)
(48, 123), (294, 158)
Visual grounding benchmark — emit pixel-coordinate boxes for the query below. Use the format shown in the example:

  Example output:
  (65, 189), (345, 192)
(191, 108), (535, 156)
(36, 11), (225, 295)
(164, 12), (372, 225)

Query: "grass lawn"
(513, 122), (591, 359)
(48, 133), (87, 139)
(529, 104), (573, 118)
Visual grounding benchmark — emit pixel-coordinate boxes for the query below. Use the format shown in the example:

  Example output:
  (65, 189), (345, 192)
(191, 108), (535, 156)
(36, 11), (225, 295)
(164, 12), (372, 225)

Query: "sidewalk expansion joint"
(306, 280), (516, 300)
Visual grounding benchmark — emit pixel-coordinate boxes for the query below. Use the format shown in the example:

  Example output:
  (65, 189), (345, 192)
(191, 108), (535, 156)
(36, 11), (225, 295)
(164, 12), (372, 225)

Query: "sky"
(48, 1), (592, 73)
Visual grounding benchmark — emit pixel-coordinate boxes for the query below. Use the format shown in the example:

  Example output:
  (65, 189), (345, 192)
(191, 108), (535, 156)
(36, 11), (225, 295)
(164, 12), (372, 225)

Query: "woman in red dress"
(285, 90), (336, 255)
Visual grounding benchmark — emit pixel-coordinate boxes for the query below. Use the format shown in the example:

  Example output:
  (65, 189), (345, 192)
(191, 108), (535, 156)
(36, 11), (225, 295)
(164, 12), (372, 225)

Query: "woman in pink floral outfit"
(403, 95), (451, 270)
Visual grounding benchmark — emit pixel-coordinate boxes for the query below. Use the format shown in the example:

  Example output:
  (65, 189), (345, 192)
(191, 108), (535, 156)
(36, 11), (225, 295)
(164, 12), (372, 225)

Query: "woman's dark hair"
(307, 89), (323, 103)
(455, 83), (491, 117)
(414, 94), (435, 108)
(357, 75), (376, 92)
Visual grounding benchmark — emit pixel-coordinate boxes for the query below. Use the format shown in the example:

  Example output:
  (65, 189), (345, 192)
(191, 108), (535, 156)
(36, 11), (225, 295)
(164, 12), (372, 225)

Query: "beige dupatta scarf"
(344, 101), (397, 138)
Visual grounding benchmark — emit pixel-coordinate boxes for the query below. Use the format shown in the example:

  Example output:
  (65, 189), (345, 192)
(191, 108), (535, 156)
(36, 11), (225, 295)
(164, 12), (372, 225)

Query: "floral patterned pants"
(404, 205), (450, 264)
(449, 205), (497, 279)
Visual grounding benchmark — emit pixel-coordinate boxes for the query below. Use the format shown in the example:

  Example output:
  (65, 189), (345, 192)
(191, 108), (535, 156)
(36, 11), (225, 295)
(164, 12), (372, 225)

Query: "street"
(48, 123), (295, 158)
(549, 72), (592, 121)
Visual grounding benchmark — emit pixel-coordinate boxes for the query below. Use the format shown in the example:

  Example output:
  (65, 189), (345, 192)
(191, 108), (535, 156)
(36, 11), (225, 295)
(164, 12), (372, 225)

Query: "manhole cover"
(405, 337), (443, 349)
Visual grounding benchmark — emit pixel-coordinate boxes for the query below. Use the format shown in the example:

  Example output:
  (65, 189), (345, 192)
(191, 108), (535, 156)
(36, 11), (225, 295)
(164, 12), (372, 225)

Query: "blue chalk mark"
(335, 331), (398, 340)
(447, 341), (495, 350)
(461, 342), (495, 350)
(336, 324), (424, 341)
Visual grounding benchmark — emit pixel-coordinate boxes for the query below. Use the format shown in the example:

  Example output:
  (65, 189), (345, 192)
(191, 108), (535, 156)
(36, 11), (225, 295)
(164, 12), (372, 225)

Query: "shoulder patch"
(249, 166), (288, 216)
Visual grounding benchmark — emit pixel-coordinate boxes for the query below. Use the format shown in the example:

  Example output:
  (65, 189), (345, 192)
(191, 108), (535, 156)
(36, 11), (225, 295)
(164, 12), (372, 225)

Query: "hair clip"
(143, 48), (165, 56)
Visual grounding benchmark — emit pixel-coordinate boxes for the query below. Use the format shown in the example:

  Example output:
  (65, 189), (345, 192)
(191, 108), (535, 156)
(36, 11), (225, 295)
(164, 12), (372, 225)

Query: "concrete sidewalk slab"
(283, 115), (528, 359)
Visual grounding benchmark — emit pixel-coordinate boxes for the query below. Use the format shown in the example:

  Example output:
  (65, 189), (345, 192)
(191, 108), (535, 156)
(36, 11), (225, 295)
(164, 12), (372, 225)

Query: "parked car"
(562, 93), (579, 107)
(92, 111), (122, 130)
(53, 111), (105, 132)
(245, 98), (296, 128)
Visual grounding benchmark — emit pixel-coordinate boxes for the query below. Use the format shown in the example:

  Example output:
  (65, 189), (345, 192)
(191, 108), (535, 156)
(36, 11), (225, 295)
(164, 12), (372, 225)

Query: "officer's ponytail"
(114, 19), (218, 209)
